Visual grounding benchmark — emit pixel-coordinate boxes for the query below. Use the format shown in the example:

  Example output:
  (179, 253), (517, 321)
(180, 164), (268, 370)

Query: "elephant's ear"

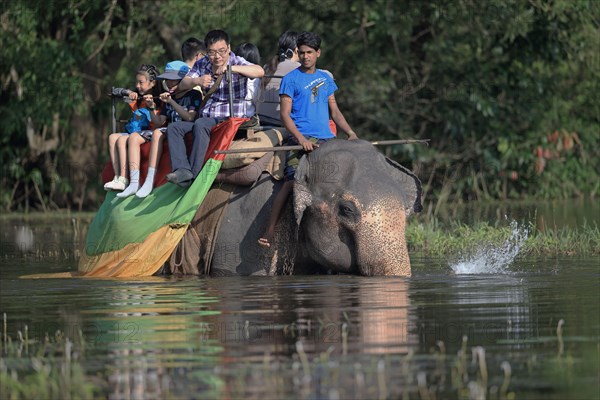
(293, 154), (312, 226)
(385, 157), (423, 216)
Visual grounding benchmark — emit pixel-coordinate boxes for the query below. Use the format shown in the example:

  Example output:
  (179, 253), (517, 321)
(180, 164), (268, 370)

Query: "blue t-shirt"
(279, 68), (337, 139)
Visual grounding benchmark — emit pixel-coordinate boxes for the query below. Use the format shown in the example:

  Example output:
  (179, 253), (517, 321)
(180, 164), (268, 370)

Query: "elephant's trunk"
(354, 199), (411, 277)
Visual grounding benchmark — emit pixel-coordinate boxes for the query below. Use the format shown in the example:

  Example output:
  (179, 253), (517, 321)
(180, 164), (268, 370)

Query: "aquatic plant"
(406, 218), (600, 257)
(2, 311), (594, 399)
(0, 313), (103, 399)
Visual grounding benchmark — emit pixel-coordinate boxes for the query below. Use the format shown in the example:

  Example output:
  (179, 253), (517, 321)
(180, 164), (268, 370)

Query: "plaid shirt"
(188, 52), (252, 118)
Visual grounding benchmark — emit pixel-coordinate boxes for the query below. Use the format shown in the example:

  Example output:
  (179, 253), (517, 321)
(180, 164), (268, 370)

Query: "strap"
(172, 240), (184, 269)
(199, 74), (224, 111)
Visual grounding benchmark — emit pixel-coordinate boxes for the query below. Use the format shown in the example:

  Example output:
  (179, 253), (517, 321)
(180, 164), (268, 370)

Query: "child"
(181, 37), (207, 96)
(181, 37), (207, 69)
(258, 32), (358, 247)
(117, 61), (202, 198)
(234, 42), (261, 118)
(105, 64), (160, 191)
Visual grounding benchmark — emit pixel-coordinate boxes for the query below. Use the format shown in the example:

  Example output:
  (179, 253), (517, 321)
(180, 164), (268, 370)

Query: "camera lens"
(111, 87), (129, 97)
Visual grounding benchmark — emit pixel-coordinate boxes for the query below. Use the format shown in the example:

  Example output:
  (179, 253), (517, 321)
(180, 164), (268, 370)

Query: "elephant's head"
(294, 139), (422, 276)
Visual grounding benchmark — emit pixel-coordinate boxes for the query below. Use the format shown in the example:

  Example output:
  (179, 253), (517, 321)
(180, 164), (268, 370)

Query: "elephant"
(166, 139), (422, 277)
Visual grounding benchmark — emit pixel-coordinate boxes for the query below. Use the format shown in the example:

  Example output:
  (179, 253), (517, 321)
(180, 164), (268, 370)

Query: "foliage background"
(1, 0), (598, 211)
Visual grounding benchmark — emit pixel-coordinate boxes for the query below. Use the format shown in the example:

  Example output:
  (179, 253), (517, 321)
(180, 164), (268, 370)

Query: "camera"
(110, 87), (130, 97)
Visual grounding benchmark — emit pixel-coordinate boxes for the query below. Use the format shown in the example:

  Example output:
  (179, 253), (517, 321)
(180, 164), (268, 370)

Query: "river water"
(0, 202), (598, 399)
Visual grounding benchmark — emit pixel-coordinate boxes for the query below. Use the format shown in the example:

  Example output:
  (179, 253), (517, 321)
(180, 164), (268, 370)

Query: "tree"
(1, 0), (597, 211)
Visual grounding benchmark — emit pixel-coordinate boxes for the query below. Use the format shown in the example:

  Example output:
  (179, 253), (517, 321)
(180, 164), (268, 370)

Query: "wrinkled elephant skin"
(294, 140), (421, 276)
(178, 139), (422, 277)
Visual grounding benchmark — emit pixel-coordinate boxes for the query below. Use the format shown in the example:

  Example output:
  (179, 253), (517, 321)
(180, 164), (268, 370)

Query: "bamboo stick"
(214, 139), (430, 155)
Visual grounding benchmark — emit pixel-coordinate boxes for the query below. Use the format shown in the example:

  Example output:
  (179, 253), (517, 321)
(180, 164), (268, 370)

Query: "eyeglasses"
(207, 48), (229, 57)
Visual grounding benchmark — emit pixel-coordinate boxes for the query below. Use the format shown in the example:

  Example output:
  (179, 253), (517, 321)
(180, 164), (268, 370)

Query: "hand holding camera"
(143, 94), (155, 109)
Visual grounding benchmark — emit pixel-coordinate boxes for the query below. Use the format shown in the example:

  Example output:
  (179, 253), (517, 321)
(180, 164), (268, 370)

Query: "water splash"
(451, 220), (528, 274)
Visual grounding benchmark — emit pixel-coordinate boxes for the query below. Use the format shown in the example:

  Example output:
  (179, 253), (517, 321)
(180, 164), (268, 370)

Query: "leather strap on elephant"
(167, 183), (236, 275)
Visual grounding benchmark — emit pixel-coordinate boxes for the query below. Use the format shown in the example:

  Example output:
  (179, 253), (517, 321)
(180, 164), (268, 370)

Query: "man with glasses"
(165, 29), (264, 186)
(258, 31), (358, 247)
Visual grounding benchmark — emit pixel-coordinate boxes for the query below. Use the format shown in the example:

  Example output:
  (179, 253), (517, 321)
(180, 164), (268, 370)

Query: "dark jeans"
(166, 118), (219, 177)
(284, 137), (331, 180)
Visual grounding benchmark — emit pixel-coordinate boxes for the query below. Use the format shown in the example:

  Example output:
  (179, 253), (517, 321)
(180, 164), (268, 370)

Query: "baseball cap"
(158, 61), (189, 80)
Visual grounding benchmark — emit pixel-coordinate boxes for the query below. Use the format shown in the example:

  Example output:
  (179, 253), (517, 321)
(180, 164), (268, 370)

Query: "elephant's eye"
(338, 201), (357, 218)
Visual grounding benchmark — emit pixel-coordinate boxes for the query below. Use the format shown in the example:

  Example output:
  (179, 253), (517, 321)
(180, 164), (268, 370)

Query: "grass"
(1, 314), (591, 399)
(406, 217), (600, 256)
(0, 211), (96, 221)
(3, 216), (598, 262)
(0, 314), (103, 399)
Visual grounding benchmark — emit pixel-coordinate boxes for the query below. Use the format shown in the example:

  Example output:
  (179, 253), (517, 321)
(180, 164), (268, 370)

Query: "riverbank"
(406, 218), (600, 256)
(1, 210), (598, 260)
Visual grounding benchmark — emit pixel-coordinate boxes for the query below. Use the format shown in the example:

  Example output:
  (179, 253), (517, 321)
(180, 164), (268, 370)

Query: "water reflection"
(76, 277), (419, 397)
(100, 282), (227, 399)
(410, 275), (537, 353)
(356, 279), (414, 354)
(15, 225), (35, 252)
(0, 212), (598, 399)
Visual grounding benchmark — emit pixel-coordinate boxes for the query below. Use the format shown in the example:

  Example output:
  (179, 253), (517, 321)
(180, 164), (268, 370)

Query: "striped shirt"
(188, 52), (252, 119)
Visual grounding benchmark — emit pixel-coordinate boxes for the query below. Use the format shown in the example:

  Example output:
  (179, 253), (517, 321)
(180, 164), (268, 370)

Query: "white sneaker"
(106, 176), (129, 191)
(104, 176), (119, 191)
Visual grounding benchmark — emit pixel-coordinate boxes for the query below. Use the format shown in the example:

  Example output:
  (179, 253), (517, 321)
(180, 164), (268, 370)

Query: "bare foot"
(257, 235), (272, 248)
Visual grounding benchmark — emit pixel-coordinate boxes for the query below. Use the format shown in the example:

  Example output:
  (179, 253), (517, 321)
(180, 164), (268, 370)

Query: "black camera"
(110, 87), (130, 97)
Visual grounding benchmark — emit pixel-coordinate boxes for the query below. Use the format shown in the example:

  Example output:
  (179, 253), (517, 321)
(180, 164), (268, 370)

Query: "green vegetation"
(407, 217), (600, 256)
(4, 313), (586, 399)
(1, 0), (598, 212)
(0, 315), (103, 399)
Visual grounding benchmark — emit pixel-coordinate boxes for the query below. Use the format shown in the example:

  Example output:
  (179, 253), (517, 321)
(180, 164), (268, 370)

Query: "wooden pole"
(214, 139), (430, 155)
(227, 63), (234, 118)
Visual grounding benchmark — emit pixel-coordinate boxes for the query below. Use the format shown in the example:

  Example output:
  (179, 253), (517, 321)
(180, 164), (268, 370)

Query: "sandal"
(257, 236), (272, 248)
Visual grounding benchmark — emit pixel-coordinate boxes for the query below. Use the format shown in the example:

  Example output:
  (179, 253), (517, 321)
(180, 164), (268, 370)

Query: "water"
(0, 208), (599, 399)
(451, 220), (529, 274)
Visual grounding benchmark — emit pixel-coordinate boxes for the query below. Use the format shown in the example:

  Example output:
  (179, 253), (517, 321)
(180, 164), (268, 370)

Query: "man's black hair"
(181, 37), (206, 62)
(297, 31), (321, 51)
(205, 30), (230, 47)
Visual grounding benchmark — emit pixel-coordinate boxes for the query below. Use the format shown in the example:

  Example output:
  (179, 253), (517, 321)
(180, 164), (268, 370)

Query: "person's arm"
(280, 95), (317, 151)
(328, 94), (358, 140)
(144, 94), (167, 127)
(160, 92), (197, 122)
(170, 102), (196, 121)
(177, 76), (196, 92)
(180, 60), (214, 91)
(214, 64), (264, 78)
(231, 64), (264, 78)
(178, 75), (213, 92)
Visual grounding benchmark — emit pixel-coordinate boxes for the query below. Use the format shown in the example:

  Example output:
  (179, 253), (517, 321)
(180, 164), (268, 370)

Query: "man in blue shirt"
(258, 31), (359, 247)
